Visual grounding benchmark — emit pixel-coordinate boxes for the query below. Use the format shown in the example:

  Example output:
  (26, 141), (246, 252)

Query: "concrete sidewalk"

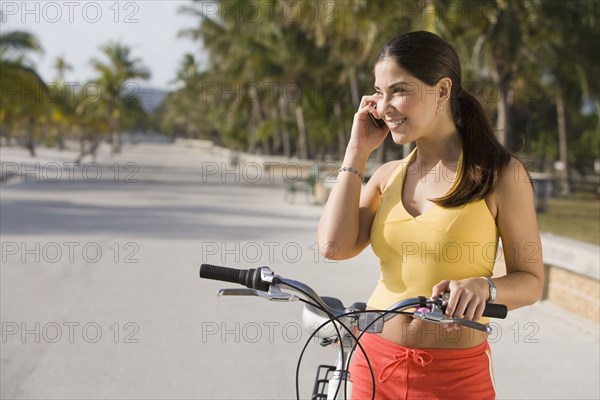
(1, 143), (598, 399)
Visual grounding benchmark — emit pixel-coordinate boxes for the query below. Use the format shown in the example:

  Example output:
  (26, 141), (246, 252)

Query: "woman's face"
(373, 58), (441, 144)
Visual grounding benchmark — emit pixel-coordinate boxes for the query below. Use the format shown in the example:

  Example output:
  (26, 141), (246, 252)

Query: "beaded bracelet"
(338, 166), (364, 182)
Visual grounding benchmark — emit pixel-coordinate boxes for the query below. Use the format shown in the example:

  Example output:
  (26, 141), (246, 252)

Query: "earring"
(436, 107), (446, 116)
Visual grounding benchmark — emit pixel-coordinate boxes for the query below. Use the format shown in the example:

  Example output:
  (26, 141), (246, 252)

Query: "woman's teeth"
(387, 118), (407, 128)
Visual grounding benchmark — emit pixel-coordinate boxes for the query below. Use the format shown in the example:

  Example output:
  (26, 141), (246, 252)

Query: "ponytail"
(435, 89), (512, 208)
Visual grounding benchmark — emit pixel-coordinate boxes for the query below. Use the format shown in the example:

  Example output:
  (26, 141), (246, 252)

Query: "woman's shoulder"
(489, 157), (534, 210)
(497, 157), (532, 190)
(370, 157), (409, 194)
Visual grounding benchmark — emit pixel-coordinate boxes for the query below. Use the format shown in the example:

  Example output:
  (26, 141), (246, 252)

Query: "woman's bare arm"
(491, 158), (545, 309)
(317, 95), (391, 260)
(317, 155), (398, 260)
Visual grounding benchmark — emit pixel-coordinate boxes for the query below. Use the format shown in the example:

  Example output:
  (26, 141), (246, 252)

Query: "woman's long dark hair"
(376, 31), (512, 207)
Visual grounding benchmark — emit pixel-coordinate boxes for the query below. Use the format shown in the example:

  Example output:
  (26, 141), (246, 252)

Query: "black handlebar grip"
(482, 303), (508, 319)
(200, 264), (255, 287)
(199, 264), (270, 291)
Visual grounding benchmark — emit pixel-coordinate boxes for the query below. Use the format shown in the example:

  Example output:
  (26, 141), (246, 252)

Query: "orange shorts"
(348, 333), (496, 400)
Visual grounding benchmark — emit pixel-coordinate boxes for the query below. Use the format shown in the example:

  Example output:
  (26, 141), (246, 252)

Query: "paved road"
(1, 143), (598, 399)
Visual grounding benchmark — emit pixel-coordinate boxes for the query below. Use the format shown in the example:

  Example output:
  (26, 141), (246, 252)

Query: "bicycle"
(199, 263), (508, 400)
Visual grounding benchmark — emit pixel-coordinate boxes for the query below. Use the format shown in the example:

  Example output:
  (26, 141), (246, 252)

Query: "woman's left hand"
(431, 278), (490, 330)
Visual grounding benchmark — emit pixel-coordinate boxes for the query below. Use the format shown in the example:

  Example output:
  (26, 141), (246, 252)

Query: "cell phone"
(368, 112), (386, 128)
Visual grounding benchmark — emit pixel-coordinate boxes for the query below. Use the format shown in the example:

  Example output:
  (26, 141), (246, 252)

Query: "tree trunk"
(27, 133), (36, 157)
(295, 105), (308, 159)
(495, 84), (507, 148)
(261, 137), (271, 154)
(348, 65), (360, 107)
(278, 95), (291, 158)
(111, 131), (121, 154)
(79, 130), (86, 156)
(333, 102), (346, 160)
(57, 125), (66, 150)
(27, 118), (36, 157)
(75, 132), (100, 164)
(248, 85), (261, 154)
(271, 105), (282, 155)
(90, 136), (100, 162)
(556, 87), (570, 196)
(41, 122), (48, 148)
(423, 0), (438, 33)
(108, 105), (121, 154)
(491, 64), (512, 150)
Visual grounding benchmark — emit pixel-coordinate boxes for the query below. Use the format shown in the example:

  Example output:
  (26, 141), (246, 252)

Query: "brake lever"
(413, 304), (492, 334)
(218, 288), (262, 297)
(217, 286), (299, 301)
(448, 318), (492, 334)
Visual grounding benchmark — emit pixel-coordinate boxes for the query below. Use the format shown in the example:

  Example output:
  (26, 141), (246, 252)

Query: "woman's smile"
(386, 117), (408, 129)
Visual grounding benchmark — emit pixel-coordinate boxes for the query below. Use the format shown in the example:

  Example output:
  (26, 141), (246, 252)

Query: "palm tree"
(74, 90), (109, 163)
(90, 42), (150, 153)
(530, 0), (599, 196)
(161, 53), (209, 139)
(168, 0), (596, 175)
(0, 29), (46, 155)
(50, 55), (74, 150)
(174, 53), (200, 86)
(0, 30), (42, 59)
(53, 55), (73, 82)
(465, 0), (525, 151)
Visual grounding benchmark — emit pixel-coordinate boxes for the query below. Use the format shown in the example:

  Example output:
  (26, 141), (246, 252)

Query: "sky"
(1, 0), (204, 91)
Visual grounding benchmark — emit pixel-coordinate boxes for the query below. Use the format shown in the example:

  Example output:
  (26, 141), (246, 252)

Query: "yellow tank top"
(367, 147), (499, 310)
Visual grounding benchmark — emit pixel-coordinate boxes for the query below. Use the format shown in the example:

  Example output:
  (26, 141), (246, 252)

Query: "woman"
(317, 31), (544, 399)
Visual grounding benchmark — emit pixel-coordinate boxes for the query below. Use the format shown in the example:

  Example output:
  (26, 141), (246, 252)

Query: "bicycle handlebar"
(482, 302), (507, 319)
(199, 263), (507, 319)
(200, 263), (343, 315)
(200, 263), (508, 400)
(200, 263), (271, 291)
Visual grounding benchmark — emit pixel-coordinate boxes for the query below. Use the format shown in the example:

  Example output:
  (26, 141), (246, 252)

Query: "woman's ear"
(437, 77), (453, 103)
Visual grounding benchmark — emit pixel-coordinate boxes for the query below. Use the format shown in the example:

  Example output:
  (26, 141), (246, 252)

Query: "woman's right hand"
(348, 94), (390, 156)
